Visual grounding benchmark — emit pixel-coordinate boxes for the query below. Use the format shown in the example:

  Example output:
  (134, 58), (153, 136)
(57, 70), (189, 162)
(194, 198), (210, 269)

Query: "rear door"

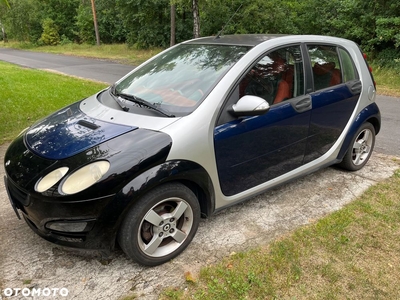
(304, 44), (361, 163)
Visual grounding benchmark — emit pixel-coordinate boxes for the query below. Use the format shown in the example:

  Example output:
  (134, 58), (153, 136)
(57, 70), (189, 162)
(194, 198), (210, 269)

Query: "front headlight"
(35, 167), (69, 193)
(60, 161), (110, 195)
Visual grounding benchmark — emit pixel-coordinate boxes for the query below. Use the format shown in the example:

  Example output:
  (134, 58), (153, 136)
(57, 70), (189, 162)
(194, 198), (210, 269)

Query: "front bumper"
(4, 175), (117, 251)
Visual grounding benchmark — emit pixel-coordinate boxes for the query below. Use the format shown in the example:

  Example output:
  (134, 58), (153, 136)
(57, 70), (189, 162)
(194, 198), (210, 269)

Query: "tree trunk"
(170, 4), (176, 47)
(0, 20), (7, 43)
(192, 0), (200, 38)
(90, 0), (100, 46)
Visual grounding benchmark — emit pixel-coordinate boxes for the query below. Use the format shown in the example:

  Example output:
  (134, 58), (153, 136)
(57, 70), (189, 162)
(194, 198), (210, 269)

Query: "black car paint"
(4, 122), (216, 251)
(4, 124), (173, 250)
(25, 101), (136, 160)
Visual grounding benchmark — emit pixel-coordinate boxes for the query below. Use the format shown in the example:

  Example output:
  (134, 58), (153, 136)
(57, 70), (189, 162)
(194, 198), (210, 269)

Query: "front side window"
(239, 45), (304, 105)
(113, 44), (250, 116)
(308, 45), (342, 91)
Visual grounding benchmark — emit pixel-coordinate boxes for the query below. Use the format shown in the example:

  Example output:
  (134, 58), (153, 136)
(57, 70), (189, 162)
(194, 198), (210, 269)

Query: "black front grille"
(6, 178), (31, 206)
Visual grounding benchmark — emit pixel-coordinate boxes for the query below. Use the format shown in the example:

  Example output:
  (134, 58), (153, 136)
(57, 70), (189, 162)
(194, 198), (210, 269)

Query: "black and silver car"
(4, 34), (380, 266)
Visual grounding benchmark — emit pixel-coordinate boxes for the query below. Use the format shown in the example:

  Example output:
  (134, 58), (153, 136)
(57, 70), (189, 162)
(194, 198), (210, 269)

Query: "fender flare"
(337, 102), (381, 160)
(114, 160), (215, 224)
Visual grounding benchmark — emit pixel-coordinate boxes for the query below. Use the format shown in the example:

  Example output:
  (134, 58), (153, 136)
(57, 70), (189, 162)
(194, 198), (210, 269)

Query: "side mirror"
(231, 95), (270, 117)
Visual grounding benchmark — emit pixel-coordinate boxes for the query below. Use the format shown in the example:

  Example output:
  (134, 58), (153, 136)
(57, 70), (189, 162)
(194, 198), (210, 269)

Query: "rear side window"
(308, 45), (342, 91)
(338, 48), (359, 82)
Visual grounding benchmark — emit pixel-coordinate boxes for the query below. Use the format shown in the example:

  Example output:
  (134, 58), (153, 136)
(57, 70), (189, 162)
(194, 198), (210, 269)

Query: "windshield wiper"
(110, 86), (175, 118)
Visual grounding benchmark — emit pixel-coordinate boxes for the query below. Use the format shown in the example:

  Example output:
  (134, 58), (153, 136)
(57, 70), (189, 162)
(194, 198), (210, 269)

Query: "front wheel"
(339, 122), (375, 171)
(118, 183), (200, 266)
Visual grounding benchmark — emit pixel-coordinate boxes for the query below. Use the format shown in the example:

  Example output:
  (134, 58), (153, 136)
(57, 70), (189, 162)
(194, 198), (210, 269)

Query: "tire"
(117, 183), (200, 266)
(339, 122), (375, 171)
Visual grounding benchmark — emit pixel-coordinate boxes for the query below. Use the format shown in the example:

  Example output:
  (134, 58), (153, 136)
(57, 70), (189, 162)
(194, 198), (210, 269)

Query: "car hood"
(25, 101), (137, 160)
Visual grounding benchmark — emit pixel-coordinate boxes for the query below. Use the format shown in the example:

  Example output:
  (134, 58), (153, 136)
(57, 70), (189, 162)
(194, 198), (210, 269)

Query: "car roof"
(184, 34), (357, 49)
(186, 34), (290, 47)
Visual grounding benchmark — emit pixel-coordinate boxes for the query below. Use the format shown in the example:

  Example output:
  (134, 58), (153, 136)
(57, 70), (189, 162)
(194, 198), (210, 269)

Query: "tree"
(192, 0), (200, 38)
(0, 0), (10, 42)
(170, 3), (176, 46)
(90, 0), (100, 45)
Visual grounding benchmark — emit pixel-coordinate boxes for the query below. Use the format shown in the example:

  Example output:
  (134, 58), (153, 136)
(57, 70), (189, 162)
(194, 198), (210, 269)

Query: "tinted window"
(339, 48), (358, 82)
(308, 45), (342, 91)
(114, 44), (250, 116)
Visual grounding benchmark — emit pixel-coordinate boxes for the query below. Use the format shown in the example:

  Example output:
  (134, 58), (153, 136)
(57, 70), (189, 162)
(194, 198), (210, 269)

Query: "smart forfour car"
(4, 35), (380, 266)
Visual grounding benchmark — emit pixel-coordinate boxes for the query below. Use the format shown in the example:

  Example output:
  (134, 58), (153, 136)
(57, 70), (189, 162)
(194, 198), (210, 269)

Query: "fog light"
(45, 221), (91, 233)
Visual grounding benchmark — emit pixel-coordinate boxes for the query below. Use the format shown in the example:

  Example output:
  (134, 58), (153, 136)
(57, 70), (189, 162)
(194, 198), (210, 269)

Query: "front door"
(214, 45), (311, 196)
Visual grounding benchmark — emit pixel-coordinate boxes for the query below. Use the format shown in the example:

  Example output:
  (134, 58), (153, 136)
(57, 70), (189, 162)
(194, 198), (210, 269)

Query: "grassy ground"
(371, 64), (400, 97)
(0, 61), (107, 144)
(161, 167), (400, 299)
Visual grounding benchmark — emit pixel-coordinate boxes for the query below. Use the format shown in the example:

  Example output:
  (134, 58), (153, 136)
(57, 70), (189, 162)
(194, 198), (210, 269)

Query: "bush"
(39, 18), (60, 46)
(374, 47), (400, 70)
(60, 34), (73, 45)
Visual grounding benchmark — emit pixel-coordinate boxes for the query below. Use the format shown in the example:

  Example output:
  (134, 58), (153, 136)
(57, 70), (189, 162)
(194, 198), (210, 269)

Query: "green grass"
(0, 61), (108, 144)
(161, 168), (400, 300)
(371, 63), (400, 97)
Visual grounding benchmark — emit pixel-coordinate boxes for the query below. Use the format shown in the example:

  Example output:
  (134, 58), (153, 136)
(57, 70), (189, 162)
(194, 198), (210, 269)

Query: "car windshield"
(112, 43), (251, 116)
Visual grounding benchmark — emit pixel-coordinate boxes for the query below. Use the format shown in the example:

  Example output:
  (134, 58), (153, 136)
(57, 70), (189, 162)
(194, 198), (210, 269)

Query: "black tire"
(117, 183), (200, 266)
(339, 122), (375, 171)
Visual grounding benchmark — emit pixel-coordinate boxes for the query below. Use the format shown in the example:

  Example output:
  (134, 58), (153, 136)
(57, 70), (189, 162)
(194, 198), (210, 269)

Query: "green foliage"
(39, 18), (60, 45)
(116, 0), (191, 48)
(75, 4), (95, 44)
(60, 34), (73, 45)
(37, 0), (80, 42)
(75, 1), (129, 44)
(200, 0), (299, 37)
(375, 17), (400, 47)
(96, 0), (127, 43)
(374, 48), (400, 69)
(0, 0), (42, 42)
(2, 0), (400, 53)
(2, 0), (10, 9)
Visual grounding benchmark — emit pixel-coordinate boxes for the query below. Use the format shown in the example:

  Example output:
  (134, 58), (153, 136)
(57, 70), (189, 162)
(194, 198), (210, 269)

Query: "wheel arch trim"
(115, 160), (215, 225)
(337, 102), (380, 160)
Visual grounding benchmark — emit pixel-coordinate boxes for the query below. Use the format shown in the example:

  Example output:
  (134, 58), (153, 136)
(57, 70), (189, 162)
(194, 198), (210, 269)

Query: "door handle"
(348, 80), (362, 95)
(293, 97), (312, 112)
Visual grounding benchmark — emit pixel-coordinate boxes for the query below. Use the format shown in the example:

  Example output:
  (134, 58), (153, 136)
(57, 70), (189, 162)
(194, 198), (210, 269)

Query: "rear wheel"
(118, 183), (200, 266)
(339, 122), (375, 171)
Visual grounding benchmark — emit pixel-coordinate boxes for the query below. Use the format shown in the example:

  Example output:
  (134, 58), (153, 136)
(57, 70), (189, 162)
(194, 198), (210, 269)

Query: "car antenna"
(215, 4), (243, 39)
